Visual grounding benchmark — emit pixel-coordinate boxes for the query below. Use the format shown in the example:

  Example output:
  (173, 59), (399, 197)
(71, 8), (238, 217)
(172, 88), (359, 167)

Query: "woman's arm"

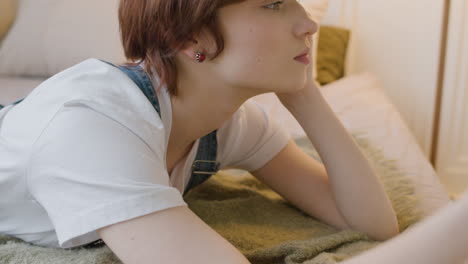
(98, 206), (252, 264)
(342, 192), (468, 264)
(277, 84), (399, 240)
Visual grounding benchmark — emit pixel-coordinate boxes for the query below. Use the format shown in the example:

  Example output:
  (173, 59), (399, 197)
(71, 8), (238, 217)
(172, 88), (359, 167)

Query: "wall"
(435, 0), (468, 195)
(321, 0), (446, 160)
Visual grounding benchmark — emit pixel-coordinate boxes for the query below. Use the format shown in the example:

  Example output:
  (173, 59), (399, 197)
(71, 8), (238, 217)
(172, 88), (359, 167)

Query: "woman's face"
(214, 0), (318, 95)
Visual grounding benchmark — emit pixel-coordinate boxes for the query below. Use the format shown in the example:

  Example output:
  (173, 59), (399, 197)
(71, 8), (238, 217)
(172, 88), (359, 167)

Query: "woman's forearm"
(342, 192), (468, 264)
(284, 85), (399, 241)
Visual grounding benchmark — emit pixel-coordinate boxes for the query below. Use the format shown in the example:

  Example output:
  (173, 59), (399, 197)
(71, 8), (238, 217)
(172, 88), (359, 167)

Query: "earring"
(195, 52), (206, 63)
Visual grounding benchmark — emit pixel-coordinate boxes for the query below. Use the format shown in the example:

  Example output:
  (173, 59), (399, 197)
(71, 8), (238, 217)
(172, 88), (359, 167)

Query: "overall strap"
(183, 131), (221, 196)
(98, 59), (220, 196)
(98, 59), (162, 119)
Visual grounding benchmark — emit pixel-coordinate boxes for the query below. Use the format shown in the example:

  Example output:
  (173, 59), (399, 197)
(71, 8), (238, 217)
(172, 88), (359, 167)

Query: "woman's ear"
(179, 38), (199, 60)
(179, 29), (214, 61)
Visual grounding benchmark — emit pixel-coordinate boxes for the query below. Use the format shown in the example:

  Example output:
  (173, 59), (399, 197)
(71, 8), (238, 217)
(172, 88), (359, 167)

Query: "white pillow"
(0, 0), (329, 80)
(0, 0), (126, 77)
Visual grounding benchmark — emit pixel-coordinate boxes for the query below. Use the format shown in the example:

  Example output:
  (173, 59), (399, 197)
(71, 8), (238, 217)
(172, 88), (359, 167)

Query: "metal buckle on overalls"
(192, 160), (220, 175)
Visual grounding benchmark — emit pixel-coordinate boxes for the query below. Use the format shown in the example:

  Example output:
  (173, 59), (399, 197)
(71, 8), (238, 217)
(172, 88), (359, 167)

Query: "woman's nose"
(306, 15), (319, 35)
(300, 17), (318, 40)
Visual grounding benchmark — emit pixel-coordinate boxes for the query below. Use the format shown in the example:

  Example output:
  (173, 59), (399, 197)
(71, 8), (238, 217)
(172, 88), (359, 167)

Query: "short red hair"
(118, 0), (246, 97)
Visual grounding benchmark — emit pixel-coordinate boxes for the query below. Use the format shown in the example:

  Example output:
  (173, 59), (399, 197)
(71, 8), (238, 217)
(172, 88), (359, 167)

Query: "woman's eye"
(264, 0), (285, 10)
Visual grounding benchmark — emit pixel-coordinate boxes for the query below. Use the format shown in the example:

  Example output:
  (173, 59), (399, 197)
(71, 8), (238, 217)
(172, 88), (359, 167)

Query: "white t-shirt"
(0, 58), (291, 249)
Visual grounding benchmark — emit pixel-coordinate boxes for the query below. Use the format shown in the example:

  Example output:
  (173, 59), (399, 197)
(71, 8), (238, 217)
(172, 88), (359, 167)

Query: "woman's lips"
(294, 53), (310, 65)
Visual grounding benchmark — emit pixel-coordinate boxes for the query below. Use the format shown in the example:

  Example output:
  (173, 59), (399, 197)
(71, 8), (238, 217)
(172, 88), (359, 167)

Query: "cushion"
(0, 0), (17, 42)
(316, 25), (350, 85)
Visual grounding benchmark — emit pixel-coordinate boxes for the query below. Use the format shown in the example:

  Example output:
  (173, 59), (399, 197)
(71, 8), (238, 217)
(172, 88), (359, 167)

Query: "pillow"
(316, 25), (350, 85)
(0, 0), (329, 83)
(298, 0), (330, 88)
(0, 0), (126, 77)
(0, 0), (17, 42)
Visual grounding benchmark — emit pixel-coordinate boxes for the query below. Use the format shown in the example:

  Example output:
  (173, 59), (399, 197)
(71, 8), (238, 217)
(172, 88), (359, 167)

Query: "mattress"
(0, 73), (452, 219)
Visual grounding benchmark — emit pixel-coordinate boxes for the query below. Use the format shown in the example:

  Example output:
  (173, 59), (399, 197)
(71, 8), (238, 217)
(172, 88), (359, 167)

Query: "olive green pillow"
(0, 0), (17, 42)
(316, 25), (351, 85)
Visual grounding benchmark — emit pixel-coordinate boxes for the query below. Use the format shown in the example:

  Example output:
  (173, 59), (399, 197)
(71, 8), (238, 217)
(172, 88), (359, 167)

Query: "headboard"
(320, 0), (446, 160)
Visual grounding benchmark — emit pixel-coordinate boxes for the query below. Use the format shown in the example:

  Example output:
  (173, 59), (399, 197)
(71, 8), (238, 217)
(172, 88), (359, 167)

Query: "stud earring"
(195, 52), (206, 63)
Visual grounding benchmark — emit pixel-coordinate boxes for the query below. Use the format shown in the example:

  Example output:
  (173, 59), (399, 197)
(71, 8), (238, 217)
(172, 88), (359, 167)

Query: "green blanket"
(0, 132), (425, 264)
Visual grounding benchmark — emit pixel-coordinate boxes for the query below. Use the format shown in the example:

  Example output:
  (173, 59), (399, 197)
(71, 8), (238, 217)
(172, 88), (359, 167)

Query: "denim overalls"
(0, 59), (221, 248)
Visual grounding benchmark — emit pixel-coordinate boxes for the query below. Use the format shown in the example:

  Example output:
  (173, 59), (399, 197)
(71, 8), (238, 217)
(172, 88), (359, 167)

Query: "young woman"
(0, 0), (467, 263)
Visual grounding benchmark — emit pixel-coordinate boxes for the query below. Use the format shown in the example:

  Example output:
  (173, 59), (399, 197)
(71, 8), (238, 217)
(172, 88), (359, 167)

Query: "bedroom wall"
(435, 0), (468, 196)
(320, 0), (446, 160)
